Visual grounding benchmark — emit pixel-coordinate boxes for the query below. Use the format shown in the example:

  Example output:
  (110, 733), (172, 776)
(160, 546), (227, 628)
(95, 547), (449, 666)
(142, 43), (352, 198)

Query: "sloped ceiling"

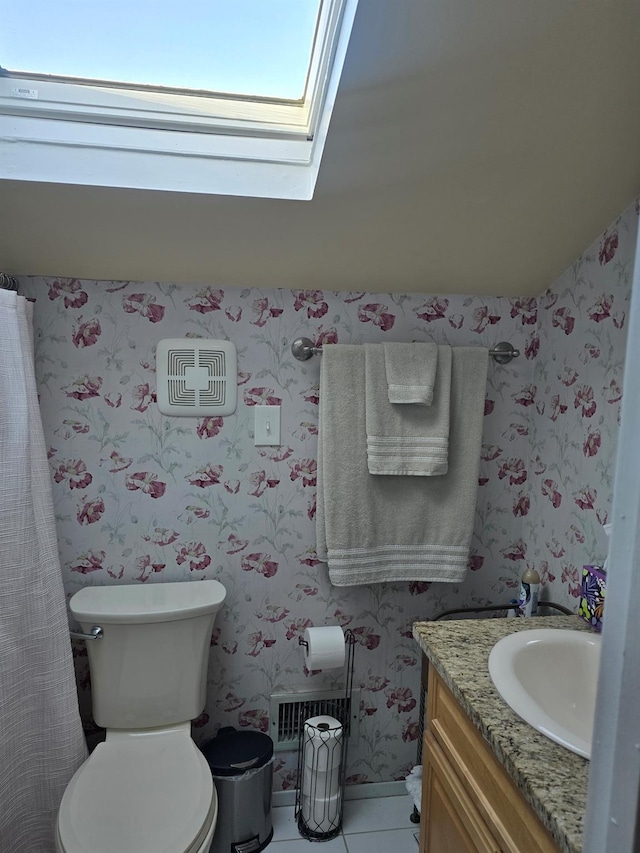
(0, 0), (639, 296)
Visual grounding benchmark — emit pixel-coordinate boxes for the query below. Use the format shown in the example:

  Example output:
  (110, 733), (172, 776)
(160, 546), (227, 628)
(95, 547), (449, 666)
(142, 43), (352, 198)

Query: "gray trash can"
(203, 727), (274, 853)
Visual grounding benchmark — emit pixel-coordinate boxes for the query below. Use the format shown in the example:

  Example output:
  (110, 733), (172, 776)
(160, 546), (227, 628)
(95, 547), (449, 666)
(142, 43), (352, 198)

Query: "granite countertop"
(413, 615), (590, 853)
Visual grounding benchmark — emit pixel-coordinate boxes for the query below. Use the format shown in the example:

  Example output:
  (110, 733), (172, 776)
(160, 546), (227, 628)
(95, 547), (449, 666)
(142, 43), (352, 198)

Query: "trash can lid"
(203, 729), (273, 777)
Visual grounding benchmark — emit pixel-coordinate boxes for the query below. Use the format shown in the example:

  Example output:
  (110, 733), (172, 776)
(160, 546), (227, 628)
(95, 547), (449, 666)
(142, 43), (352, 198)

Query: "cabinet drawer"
(427, 667), (559, 853)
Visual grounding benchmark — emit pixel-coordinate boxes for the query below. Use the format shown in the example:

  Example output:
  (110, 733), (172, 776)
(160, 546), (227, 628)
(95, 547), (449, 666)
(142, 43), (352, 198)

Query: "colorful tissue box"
(578, 565), (606, 632)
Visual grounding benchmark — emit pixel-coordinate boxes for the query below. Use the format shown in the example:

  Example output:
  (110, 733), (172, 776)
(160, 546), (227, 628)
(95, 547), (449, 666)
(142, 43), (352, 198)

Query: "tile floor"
(269, 794), (420, 852)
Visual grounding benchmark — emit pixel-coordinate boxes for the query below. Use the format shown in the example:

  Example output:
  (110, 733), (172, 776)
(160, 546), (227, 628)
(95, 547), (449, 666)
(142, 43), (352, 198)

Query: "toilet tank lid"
(70, 580), (226, 624)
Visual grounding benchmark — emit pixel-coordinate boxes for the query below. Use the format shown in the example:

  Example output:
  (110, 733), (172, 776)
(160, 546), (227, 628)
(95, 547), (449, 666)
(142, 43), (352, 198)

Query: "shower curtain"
(0, 291), (87, 851)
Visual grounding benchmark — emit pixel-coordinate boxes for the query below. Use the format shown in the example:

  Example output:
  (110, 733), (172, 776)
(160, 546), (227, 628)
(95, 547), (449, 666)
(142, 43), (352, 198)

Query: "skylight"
(0, 0), (359, 200)
(1, 0), (321, 101)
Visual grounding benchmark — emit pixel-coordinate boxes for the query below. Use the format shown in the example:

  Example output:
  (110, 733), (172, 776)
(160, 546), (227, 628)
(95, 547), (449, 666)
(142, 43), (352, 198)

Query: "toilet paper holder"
(295, 628), (356, 841)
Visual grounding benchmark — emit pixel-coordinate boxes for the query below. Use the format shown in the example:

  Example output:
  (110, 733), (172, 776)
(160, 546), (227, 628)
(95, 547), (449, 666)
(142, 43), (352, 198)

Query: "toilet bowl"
(56, 581), (226, 853)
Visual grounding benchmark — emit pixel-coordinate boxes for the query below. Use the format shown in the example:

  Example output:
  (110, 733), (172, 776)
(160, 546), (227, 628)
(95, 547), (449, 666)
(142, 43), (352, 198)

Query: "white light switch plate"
(254, 405), (281, 446)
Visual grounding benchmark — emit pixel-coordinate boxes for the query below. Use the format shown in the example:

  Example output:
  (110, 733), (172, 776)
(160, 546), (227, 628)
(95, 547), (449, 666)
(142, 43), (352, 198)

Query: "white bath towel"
(316, 344), (488, 585)
(365, 344), (451, 476)
(384, 342), (438, 405)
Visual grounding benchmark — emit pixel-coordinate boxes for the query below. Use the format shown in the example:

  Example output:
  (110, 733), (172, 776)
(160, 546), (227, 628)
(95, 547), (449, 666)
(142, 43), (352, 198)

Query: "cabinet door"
(425, 665), (560, 853)
(421, 733), (500, 853)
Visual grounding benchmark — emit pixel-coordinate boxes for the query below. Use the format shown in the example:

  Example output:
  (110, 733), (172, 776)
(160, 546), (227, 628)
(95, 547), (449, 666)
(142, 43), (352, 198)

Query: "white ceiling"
(1, 0), (639, 296)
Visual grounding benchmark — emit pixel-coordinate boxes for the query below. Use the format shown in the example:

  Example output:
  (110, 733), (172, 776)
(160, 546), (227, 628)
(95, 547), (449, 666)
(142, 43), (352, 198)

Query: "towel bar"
(291, 337), (520, 364)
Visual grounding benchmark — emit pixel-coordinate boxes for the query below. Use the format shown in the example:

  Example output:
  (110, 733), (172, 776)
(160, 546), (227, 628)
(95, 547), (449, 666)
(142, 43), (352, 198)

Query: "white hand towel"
(366, 344), (451, 476)
(384, 342), (438, 405)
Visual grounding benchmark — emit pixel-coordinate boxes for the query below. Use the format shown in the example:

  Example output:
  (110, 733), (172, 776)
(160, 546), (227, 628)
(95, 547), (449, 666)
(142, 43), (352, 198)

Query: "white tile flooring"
(269, 795), (420, 853)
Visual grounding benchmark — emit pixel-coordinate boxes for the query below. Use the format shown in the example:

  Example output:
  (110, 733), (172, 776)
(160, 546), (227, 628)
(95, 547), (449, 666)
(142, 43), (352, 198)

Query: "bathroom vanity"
(413, 617), (589, 853)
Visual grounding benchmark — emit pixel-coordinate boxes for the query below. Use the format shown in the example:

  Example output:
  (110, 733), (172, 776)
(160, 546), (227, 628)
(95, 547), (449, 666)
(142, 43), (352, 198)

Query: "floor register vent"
(269, 688), (361, 752)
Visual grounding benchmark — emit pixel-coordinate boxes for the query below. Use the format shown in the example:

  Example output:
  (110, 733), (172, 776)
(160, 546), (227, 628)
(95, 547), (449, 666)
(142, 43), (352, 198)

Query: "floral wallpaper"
(15, 196), (637, 789)
(522, 200), (639, 608)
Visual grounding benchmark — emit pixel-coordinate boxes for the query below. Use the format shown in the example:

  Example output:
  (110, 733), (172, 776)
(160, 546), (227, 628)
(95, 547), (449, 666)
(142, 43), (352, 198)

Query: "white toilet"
(56, 580), (226, 853)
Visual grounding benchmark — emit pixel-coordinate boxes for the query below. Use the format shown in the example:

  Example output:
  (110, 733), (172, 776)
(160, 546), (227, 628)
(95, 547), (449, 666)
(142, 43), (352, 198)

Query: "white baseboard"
(272, 780), (408, 808)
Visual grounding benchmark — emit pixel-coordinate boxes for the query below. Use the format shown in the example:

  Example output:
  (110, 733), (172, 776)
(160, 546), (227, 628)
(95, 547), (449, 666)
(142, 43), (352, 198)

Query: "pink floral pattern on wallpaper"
(18, 198), (637, 789)
(523, 203), (637, 608)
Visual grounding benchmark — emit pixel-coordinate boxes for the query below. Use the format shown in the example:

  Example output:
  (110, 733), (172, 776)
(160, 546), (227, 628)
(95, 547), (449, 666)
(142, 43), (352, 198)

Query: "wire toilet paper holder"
(295, 629), (356, 841)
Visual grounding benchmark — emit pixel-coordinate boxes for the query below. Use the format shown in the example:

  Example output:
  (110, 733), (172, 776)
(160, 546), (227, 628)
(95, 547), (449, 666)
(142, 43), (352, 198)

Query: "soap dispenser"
(518, 567), (540, 617)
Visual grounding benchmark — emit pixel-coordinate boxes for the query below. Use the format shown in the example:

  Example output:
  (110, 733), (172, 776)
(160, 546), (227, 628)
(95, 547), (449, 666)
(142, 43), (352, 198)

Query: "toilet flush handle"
(69, 626), (104, 641)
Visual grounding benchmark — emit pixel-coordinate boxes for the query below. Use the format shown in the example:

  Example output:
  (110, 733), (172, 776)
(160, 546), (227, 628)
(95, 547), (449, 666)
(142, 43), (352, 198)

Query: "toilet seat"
(56, 728), (216, 853)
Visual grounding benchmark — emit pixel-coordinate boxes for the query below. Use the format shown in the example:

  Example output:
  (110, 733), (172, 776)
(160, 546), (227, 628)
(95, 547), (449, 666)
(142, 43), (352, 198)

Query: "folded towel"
(316, 344), (488, 586)
(365, 344), (452, 476)
(384, 342), (438, 405)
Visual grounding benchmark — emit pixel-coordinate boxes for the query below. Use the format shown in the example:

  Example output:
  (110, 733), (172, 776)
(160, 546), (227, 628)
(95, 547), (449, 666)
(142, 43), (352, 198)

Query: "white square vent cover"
(156, 338), (237, 416)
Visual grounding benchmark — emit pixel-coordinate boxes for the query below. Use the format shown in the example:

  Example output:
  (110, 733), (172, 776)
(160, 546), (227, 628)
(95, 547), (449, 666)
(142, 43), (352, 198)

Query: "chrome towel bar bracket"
(70, 626), (104, 641)
(291, 337), (520, 364)
(291, 337), (322, 361)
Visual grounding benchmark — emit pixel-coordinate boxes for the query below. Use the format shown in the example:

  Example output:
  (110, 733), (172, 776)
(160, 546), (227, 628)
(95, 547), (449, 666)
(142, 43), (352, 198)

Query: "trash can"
(203, 727), (274, 853)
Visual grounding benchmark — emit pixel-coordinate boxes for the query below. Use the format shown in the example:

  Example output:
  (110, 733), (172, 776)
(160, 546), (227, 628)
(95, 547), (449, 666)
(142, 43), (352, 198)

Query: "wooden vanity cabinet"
(419, 663), (561, 853)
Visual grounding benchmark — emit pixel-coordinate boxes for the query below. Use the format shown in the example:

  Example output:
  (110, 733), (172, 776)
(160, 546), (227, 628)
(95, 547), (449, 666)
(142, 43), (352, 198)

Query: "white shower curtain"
(0, 291), (87, 851)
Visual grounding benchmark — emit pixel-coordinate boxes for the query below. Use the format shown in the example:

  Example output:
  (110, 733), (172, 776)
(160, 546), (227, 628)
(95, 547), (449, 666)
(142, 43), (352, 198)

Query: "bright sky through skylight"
(1, 0), (321, 99)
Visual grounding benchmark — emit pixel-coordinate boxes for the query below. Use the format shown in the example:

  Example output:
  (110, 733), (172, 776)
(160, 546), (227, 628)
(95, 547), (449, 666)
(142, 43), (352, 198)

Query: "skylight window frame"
(0, 0), (358, 199)
(0, 0), (342, 139)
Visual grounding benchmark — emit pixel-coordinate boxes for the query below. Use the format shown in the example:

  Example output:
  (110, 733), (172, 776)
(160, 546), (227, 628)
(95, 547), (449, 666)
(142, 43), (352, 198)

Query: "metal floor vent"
(156, 338), (237, 417)
(269, 688), (361, 752)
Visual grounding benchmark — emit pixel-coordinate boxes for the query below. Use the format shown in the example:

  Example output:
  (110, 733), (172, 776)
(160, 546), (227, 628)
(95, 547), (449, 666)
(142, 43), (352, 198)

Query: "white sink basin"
(488, 628), (601, 759)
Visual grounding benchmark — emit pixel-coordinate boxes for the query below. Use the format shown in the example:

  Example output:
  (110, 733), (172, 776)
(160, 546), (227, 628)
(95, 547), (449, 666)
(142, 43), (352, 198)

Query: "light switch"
(254, 405), (281, 446)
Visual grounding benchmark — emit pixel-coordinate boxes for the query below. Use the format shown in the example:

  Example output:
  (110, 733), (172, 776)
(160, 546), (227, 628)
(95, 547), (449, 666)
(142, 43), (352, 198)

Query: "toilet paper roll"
(304, 714), (343, 734)
(301, 791), (342, 834)
(302, 761), (341, 799)
(303, 626), (345, 670)
(303, 715), (343, 773)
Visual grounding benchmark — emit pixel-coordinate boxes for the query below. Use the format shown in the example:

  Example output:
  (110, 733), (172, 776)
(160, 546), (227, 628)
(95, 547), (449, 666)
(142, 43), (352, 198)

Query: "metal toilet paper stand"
(295, 629), (356, 841)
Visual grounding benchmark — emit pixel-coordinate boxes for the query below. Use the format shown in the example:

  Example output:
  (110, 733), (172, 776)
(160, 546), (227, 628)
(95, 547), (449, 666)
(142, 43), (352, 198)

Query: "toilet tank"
(70, 580), (226, 730)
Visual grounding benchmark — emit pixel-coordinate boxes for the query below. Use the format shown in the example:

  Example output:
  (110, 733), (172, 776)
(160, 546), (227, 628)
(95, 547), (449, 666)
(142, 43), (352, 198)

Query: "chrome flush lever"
(69, 626), (104, 641)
